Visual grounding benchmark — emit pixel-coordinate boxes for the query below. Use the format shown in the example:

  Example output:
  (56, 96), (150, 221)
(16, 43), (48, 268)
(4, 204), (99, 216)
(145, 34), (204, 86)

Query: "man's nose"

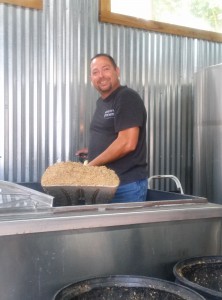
(98, 70), (105, 77)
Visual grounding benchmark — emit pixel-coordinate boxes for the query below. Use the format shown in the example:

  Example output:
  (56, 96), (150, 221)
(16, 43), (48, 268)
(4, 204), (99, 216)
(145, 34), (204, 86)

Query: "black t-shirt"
(88, 86), (147, 184)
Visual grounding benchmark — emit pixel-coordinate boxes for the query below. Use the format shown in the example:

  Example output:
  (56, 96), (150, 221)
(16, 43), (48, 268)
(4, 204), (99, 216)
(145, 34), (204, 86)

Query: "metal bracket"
(148, 175), (184, 194)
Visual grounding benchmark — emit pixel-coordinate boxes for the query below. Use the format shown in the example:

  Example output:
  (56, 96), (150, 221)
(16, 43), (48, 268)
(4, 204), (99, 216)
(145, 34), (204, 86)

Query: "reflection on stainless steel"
(193, 63), (222, 204)
(0, 181), (222, 300)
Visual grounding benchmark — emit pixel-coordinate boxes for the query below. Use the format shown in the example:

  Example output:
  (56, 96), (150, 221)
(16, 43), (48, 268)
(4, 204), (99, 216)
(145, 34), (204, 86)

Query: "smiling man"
(77, 53), (148, 203)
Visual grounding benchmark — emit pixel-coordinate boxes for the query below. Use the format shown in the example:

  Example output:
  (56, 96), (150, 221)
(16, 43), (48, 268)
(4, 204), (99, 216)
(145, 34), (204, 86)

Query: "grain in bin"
(41, 161), (120, 206)
(174, 256), (222, 300)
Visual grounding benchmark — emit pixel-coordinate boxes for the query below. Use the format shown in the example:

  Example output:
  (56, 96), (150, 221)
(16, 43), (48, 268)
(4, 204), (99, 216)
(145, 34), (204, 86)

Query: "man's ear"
(116, 66), (120, 77)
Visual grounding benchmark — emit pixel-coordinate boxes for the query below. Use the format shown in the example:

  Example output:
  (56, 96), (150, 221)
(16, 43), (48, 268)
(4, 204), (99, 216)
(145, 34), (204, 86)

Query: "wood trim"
(0, 0), (43, 9)
(99, 0), (110, 12)
(99, 0), (222, 43)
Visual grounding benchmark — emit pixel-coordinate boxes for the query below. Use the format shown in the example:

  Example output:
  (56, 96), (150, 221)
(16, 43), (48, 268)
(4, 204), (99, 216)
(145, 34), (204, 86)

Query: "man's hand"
(75, 148), (88, 163)
(75, 148), (88, 156)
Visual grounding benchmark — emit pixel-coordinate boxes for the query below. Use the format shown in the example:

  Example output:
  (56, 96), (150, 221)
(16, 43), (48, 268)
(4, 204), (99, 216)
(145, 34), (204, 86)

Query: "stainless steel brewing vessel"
(1, 180), (221, 300)
(193, 63), (222, 203)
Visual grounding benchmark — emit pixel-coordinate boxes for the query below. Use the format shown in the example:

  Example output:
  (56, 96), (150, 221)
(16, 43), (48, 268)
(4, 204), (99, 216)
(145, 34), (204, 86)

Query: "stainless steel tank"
(193, 63), (222, 204)
(1, 180), (222, 300)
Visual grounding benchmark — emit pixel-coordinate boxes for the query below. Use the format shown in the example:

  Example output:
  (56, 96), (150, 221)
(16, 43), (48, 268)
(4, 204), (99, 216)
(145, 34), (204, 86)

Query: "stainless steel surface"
(0, 181), (209, 236)
(0, 182), (222, 299)
(0, 207), (221, 300)
(193, 63), (222, 204)
(0, 199), (216, 237)
(1, 0), (222, 193)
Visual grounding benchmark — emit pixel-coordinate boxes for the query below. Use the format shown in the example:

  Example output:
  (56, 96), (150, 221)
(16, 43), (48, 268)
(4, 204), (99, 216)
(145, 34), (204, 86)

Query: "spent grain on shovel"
(41, 161), (120, 187)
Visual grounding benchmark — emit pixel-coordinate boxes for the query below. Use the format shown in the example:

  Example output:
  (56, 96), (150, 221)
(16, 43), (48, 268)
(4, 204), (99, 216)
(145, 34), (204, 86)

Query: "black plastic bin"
(53, 275), (205, 299)
(174, 256), (222, 300)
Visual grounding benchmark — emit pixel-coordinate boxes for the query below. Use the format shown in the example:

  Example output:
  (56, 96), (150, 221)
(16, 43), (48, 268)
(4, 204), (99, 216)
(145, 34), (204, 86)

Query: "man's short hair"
(91, 53), (117, 68)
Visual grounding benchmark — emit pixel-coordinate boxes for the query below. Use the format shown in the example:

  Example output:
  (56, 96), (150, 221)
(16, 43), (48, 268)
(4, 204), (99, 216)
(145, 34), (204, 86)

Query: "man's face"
(90, 56), (120, 98)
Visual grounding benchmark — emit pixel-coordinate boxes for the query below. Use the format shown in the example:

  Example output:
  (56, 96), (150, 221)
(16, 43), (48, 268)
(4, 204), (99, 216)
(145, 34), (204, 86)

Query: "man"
(76, 53), (148, 203)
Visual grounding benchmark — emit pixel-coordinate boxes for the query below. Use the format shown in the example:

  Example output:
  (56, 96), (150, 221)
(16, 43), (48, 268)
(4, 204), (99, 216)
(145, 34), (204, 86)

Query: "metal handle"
(148, 175), (184, 194)
(78, 153), (88, 163)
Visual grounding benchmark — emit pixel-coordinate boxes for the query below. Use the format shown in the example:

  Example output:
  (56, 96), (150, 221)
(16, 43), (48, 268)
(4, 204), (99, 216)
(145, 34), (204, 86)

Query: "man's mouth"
(99, 80), (108, 86)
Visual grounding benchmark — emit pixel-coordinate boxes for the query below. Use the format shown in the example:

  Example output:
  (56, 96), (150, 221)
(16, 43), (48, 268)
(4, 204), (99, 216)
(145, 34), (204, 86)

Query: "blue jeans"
(111, 179), (148, 203)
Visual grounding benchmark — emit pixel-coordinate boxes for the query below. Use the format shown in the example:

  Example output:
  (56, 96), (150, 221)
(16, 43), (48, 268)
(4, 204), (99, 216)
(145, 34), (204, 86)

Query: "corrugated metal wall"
(0, 0), (222, 193)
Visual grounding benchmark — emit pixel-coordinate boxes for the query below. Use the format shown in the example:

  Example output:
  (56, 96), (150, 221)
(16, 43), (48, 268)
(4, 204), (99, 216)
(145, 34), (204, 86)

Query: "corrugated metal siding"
(0, 0), (222, 192)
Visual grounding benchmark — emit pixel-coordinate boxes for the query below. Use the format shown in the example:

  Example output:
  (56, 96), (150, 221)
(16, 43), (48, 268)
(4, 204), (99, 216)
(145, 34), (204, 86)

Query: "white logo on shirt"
(104, 109), (115, 119)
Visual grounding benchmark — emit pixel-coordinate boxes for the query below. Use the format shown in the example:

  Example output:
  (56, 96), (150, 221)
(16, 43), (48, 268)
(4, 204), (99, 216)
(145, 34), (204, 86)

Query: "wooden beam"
(0, 0), (43, 10)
